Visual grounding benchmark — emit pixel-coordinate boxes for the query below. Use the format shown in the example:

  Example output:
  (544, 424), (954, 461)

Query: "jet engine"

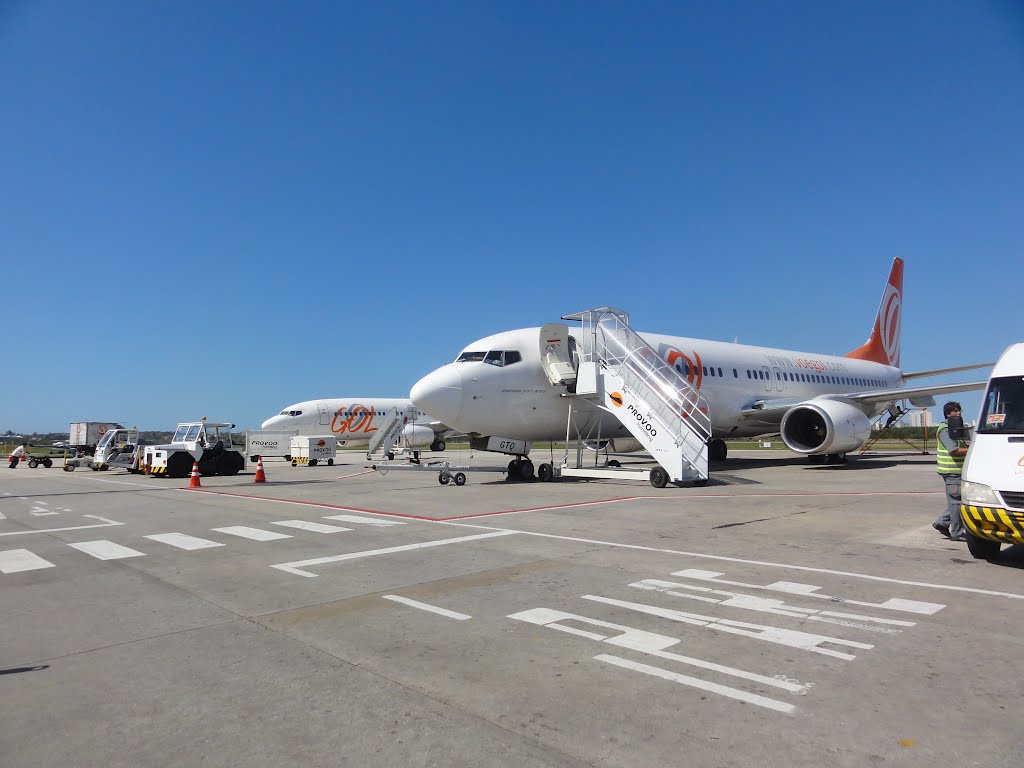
(401, 424), (436, 449)
(584, 438), (644, 453)
(780, 400), (871, 455)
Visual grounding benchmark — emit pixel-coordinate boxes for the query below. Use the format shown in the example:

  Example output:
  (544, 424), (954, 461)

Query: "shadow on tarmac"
(0, 665), (49, 676)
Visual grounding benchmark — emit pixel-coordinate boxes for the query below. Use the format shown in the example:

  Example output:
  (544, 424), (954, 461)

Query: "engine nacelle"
(780, 399), (871, 455)
(401, 424), (435, 449)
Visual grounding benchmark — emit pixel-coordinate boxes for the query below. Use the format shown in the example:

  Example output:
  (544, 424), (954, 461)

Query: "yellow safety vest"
(935, 422), (965, 475)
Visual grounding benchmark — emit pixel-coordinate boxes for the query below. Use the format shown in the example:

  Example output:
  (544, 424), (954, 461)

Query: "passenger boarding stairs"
(366, 406), (414, 461)
(557, 307), (711, 484)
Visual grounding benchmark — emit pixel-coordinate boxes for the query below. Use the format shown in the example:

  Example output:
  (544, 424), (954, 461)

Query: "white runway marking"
(145, 533), (224, 550)
(509, 607), (809, 707)
(30, 510), (59, 516)
(596, 654), (796, 714)
(0, 549), (55, 573)
(211, 526), (292, 542)
(271, 530), (517, 577)
(0, 512), (6, 519)
(68, 540), (146, 560)
(323, 514), (405, 527)
(582, 595), (872, 660)
(631, 579), (914, 633)
(383, 595), (472, 620)
(673, 570), (945, 615)
(0, 516), (123, 537)
(442, 521), (1019, 601)
(271, 520), (353, 533)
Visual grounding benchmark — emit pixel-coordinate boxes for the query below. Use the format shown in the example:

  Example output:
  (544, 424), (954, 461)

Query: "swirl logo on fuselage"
(331, 405), (378, 434)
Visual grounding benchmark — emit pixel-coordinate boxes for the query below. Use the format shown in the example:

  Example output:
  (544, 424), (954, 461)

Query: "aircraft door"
(540, 323), (578, 387)
(317, 402), (331, 426)
(773, 366), (784, 392)
(761, 366), (772, 392)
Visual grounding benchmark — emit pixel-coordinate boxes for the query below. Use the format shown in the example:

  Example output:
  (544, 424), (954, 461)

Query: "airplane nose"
(262, 416), (282, 429)
(411, 365), (464, 426)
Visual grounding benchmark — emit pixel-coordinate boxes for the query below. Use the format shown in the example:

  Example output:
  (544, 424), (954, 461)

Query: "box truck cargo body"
(69, 422), (123, 455)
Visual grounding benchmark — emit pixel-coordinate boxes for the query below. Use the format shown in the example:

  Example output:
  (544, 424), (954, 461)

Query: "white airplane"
(261, 398), (450, 452)
(410, 258), (990, 478)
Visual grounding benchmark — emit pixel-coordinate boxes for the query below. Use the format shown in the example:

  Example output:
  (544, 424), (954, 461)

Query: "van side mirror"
(948, 414), (967, 440)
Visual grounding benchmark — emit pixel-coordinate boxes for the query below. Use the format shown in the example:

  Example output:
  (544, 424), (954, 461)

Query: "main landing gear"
(809, 453), (847, 465)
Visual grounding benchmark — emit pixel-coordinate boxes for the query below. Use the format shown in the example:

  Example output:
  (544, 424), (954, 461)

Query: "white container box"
(289, 435), (337, 466)
(245, 430), (296, 461)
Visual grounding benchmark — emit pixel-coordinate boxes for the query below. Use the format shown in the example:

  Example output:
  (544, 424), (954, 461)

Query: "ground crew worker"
(9, 443), (28, 469)
(932, 402), (969, 541)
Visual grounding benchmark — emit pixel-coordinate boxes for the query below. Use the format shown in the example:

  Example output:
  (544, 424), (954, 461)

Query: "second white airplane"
(261, 398), (449, 452)
(410, 258), (989, 480)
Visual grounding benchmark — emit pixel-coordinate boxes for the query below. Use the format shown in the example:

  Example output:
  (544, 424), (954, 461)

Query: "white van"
(960, 342), (1024, 559)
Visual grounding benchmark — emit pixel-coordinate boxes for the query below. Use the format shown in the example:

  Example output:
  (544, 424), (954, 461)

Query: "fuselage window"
(718, 367), (723, 377)
(709, 367), (715, 377)
(702, 366), (708, 376)
(746, 370), (751, 379)
(733, 369), (738, 378)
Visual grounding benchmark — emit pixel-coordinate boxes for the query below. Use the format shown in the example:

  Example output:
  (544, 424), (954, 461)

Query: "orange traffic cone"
(188, 461), (202, 489)
(254, 457), (266, 483)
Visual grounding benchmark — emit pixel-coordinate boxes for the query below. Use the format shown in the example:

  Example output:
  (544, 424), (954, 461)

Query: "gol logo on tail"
(610, 392), (624, 407)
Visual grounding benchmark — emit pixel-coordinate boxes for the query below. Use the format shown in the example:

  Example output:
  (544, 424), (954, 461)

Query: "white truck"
(960, 342), (1024, 560)
(143, 420), (245, 479)
(69, 422), (123, 456)
(289, 436), (337, 466)
(245, 430), (296, 462)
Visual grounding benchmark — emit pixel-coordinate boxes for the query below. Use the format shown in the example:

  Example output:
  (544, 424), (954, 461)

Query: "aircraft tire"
(519, 460), (535, 480)
(506, 460), (520, 480)
(387, 452), (395, 461)
(966, 530), (1001, 559)
(708, 439), (727, 462)
(649, 467), (669, 488)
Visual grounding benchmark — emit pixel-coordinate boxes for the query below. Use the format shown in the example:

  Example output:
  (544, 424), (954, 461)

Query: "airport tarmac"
(2, 450), (1022, 768)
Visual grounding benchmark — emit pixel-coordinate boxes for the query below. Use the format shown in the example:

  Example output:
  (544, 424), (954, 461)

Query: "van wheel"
(966, 530), (1001, 559)
(649, 467), (668, 488)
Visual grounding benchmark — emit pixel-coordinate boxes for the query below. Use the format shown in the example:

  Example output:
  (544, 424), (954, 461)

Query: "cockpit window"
(456, 350), (522, 366)
(279, 410), (302, 416)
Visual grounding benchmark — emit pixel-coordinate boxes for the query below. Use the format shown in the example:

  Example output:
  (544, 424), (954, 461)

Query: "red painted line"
(178, 488), (942, 522)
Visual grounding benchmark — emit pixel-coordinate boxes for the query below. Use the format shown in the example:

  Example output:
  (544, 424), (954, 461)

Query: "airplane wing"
(901, 362), (993, 380)
(738, 379), (989, 424)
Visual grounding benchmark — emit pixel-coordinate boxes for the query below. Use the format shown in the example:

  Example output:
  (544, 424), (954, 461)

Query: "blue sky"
(2, 1), (1021, 433)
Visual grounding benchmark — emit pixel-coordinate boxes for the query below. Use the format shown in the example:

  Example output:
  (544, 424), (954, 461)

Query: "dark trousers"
(8, 456), (19, 469)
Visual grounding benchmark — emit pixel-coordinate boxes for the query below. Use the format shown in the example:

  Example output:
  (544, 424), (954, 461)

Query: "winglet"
(845, 257), (904, 368)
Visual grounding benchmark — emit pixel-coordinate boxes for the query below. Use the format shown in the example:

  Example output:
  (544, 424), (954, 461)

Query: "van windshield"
(977, 376), (1024, 435)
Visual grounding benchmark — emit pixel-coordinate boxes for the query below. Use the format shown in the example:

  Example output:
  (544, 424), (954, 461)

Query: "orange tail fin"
(845, 257), (904, 368)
